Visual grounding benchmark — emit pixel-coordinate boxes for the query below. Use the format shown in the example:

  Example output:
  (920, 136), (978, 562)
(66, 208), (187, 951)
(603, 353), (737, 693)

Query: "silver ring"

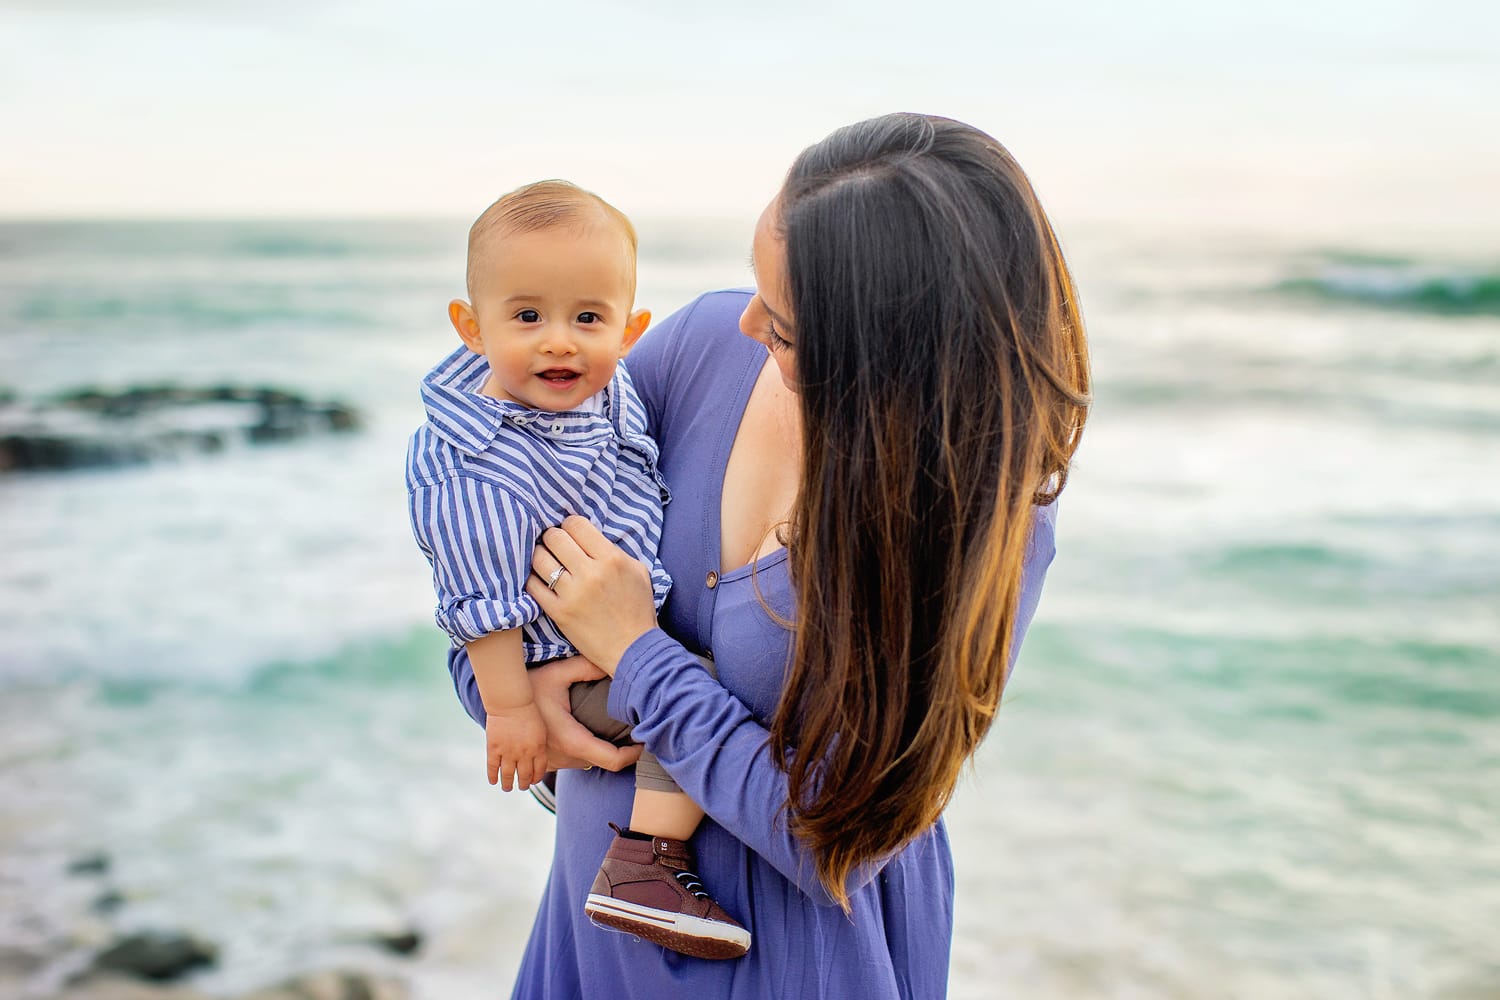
(545, 565), (567, 591)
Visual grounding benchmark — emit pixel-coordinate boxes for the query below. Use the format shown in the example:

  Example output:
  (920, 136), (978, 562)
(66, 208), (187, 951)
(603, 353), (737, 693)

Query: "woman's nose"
(738, 299), (760, 342)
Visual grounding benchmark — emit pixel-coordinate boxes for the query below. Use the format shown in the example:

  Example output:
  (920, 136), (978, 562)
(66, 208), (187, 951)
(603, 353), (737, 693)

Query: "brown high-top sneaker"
(584, 824), (751, 960)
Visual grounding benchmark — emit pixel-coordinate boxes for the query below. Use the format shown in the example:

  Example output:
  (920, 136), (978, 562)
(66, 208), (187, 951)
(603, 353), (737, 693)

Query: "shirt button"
(705, 570), (719, 589)
(551, 421), (564, 433)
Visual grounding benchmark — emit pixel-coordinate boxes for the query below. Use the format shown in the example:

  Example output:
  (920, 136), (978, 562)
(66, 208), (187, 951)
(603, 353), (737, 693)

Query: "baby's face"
(469, 226), (638, 411)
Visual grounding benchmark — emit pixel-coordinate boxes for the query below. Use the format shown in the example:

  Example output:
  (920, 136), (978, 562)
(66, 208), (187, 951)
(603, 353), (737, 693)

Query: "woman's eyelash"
(768, 321), (793, 352)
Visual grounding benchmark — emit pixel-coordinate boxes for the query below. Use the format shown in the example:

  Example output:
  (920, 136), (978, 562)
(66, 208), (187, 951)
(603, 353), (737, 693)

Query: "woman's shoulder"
(626, 288), (758, 430)
(630, 288), (753, 372)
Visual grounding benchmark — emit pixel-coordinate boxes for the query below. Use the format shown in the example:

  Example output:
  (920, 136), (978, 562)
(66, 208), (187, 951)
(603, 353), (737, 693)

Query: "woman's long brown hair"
(770, 113), (1090, 908)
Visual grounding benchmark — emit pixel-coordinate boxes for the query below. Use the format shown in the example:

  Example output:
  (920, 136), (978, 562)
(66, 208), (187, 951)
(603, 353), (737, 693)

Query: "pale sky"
(3, 0), (1496, 232)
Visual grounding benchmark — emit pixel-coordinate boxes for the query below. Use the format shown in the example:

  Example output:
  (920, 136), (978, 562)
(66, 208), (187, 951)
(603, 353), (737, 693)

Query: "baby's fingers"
(487, 748), (500, 786)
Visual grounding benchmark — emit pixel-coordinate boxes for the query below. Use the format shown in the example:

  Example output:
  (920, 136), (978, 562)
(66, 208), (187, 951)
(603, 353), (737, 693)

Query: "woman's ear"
(449, 299), (484, 353)
(620, 309), (652, 355)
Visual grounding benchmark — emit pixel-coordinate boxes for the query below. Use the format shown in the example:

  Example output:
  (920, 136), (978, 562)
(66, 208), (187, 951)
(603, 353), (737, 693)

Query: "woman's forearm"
(607, 628), (883, 907)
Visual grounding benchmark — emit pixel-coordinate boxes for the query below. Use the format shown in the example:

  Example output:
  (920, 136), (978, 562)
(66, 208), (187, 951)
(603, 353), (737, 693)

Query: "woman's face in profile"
(740, 198), (798, 390)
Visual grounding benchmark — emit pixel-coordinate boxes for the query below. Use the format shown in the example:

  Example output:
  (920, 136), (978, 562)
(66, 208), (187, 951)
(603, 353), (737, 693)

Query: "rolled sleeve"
(409, 475), (544, 645)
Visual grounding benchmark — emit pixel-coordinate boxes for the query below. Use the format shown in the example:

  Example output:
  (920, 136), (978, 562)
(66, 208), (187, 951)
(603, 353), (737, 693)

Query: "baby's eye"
(517, 309), (541, 323)
(576, 311), (601, 325)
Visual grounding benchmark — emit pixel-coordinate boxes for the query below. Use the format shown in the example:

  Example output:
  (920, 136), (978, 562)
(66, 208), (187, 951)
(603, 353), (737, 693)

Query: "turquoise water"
(1, 220), (1497, 998)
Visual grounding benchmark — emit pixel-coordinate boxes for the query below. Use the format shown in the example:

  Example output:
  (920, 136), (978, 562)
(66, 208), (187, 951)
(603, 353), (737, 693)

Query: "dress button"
(705, 570), (719, 589)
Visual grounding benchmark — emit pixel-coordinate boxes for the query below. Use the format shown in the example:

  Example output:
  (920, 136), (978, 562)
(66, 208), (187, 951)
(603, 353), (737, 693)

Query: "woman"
(458, 113), (1090, 997)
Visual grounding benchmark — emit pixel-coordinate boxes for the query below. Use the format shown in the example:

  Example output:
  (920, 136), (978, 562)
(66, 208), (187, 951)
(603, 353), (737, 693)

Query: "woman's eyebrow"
(745, 248), (792, 331)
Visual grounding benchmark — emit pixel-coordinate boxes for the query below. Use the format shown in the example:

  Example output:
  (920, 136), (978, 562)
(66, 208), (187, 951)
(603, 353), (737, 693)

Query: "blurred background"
(2, 2), (1497, 998)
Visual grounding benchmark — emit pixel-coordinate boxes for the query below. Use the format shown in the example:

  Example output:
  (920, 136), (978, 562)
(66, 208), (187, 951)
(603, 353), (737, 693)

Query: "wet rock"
(92, 889), (127, 915)
(50, 971), (213, 999)
(67, 852), (111, 876)
(0, 384), (361, 474)
(371, 929), (421, 956)
(0, 942), (48, 979)
(237, 969), (408, 1000)
(90, 930), (217, 981)
(320, 404), (360, 432)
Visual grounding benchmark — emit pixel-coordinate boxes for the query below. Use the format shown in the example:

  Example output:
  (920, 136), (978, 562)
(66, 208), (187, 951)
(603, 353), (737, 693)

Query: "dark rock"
(91, 930), (217, 981)
(248, 406), (308, 443)
(93, 889), (127, 914)
(68, 852), (111, 875)
(54, 388), (112, 411)
(48, 970), (213, 999)
(372, 929), (421, 956)
(0, 433), (153, 472)
(236, 970), (408, 1000)
(1, 383), (362, 474)
(320, 404), (360, 433)
(160, 430), (227, 454)
(0, 942), (47, 977)
(255, 388), (301, 407)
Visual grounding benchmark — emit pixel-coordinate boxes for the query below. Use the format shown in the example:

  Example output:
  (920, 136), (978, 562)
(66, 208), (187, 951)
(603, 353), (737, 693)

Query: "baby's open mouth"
(537, 369), (581, 385)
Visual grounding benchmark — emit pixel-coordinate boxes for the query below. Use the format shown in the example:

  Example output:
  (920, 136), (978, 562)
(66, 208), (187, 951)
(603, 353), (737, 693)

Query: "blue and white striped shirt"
(406, 346), (672, 665)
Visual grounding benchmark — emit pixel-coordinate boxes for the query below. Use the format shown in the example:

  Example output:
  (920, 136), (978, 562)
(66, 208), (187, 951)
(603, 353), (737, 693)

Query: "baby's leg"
(570, 658), (749, 958)
(629, 756), (705, 840)
(568, 676), (708, 839)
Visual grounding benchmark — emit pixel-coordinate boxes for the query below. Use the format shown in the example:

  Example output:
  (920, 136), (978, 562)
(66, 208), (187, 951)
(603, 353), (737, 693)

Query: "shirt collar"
(419, 347), (622, 456)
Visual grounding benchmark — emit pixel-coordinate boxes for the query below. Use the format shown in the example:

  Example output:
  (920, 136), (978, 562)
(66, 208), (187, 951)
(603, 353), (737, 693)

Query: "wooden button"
(705, 570), (719, 589)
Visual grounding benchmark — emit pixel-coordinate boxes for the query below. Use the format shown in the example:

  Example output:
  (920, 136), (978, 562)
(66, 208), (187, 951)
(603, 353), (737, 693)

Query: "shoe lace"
(673, 870), (709, 900)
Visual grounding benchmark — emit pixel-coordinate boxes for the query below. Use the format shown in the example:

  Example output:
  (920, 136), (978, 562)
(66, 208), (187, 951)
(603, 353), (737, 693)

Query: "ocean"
(1, 216), (1497, 999)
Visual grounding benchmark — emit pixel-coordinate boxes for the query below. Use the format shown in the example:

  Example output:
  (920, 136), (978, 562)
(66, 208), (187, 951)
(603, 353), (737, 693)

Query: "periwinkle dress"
(447, 289), (1058, 999)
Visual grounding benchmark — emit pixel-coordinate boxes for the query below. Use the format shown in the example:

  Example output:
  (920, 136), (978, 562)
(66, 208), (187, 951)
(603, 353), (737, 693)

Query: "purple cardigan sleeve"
(606, 506), (1058, 906)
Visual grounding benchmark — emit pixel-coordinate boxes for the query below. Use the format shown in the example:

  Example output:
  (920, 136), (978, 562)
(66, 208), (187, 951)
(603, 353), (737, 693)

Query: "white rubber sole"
(527, 778), (557, 815)
(584, 893), (751, 959)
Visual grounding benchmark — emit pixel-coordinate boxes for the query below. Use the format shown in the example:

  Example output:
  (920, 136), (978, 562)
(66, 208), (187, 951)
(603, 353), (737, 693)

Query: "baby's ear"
(620, 309), (651, 355)
(449, 299), (483, 353)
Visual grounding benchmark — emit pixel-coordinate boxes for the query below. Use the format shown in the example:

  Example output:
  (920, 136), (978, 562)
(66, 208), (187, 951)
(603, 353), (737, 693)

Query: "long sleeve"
(606, 503), (1058, 906)
(409, 474), (544, 644)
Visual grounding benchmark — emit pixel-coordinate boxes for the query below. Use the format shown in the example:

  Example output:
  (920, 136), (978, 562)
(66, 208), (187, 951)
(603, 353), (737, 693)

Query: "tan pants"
(565, 654), (716, 794)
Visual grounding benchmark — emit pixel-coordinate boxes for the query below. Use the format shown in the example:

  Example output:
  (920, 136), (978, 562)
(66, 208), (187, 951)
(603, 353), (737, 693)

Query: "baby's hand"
(484, 702), (549, 792)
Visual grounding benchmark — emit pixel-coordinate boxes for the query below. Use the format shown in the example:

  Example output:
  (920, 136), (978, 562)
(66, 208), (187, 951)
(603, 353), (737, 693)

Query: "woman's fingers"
(526, 656), (636, 771)
(536, 523), (590, 575)
(590, 742), (644, 772)
(550, 654), (607, 685)
(557, 514), (614, 559)
(542, 698), (635, 770)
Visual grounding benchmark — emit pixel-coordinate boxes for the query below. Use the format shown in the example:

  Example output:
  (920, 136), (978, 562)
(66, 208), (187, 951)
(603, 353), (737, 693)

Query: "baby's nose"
(540, 324), (578, 354)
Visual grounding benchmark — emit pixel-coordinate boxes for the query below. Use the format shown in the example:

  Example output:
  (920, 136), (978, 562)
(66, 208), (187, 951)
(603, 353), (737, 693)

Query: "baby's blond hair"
(466, 180), (638, 301)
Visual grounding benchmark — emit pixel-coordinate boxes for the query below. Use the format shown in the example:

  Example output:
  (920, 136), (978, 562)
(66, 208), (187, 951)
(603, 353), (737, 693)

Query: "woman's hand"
(528, 656), (643, 772)
(526, 515), (660, 676)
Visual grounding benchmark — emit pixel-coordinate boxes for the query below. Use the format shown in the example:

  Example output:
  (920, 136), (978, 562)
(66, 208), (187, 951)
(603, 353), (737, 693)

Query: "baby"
(405, 180), (750, 960)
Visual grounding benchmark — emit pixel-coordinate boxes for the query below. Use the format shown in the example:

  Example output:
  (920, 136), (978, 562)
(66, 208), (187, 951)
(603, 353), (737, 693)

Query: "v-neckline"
(712, 352), (792, 578)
